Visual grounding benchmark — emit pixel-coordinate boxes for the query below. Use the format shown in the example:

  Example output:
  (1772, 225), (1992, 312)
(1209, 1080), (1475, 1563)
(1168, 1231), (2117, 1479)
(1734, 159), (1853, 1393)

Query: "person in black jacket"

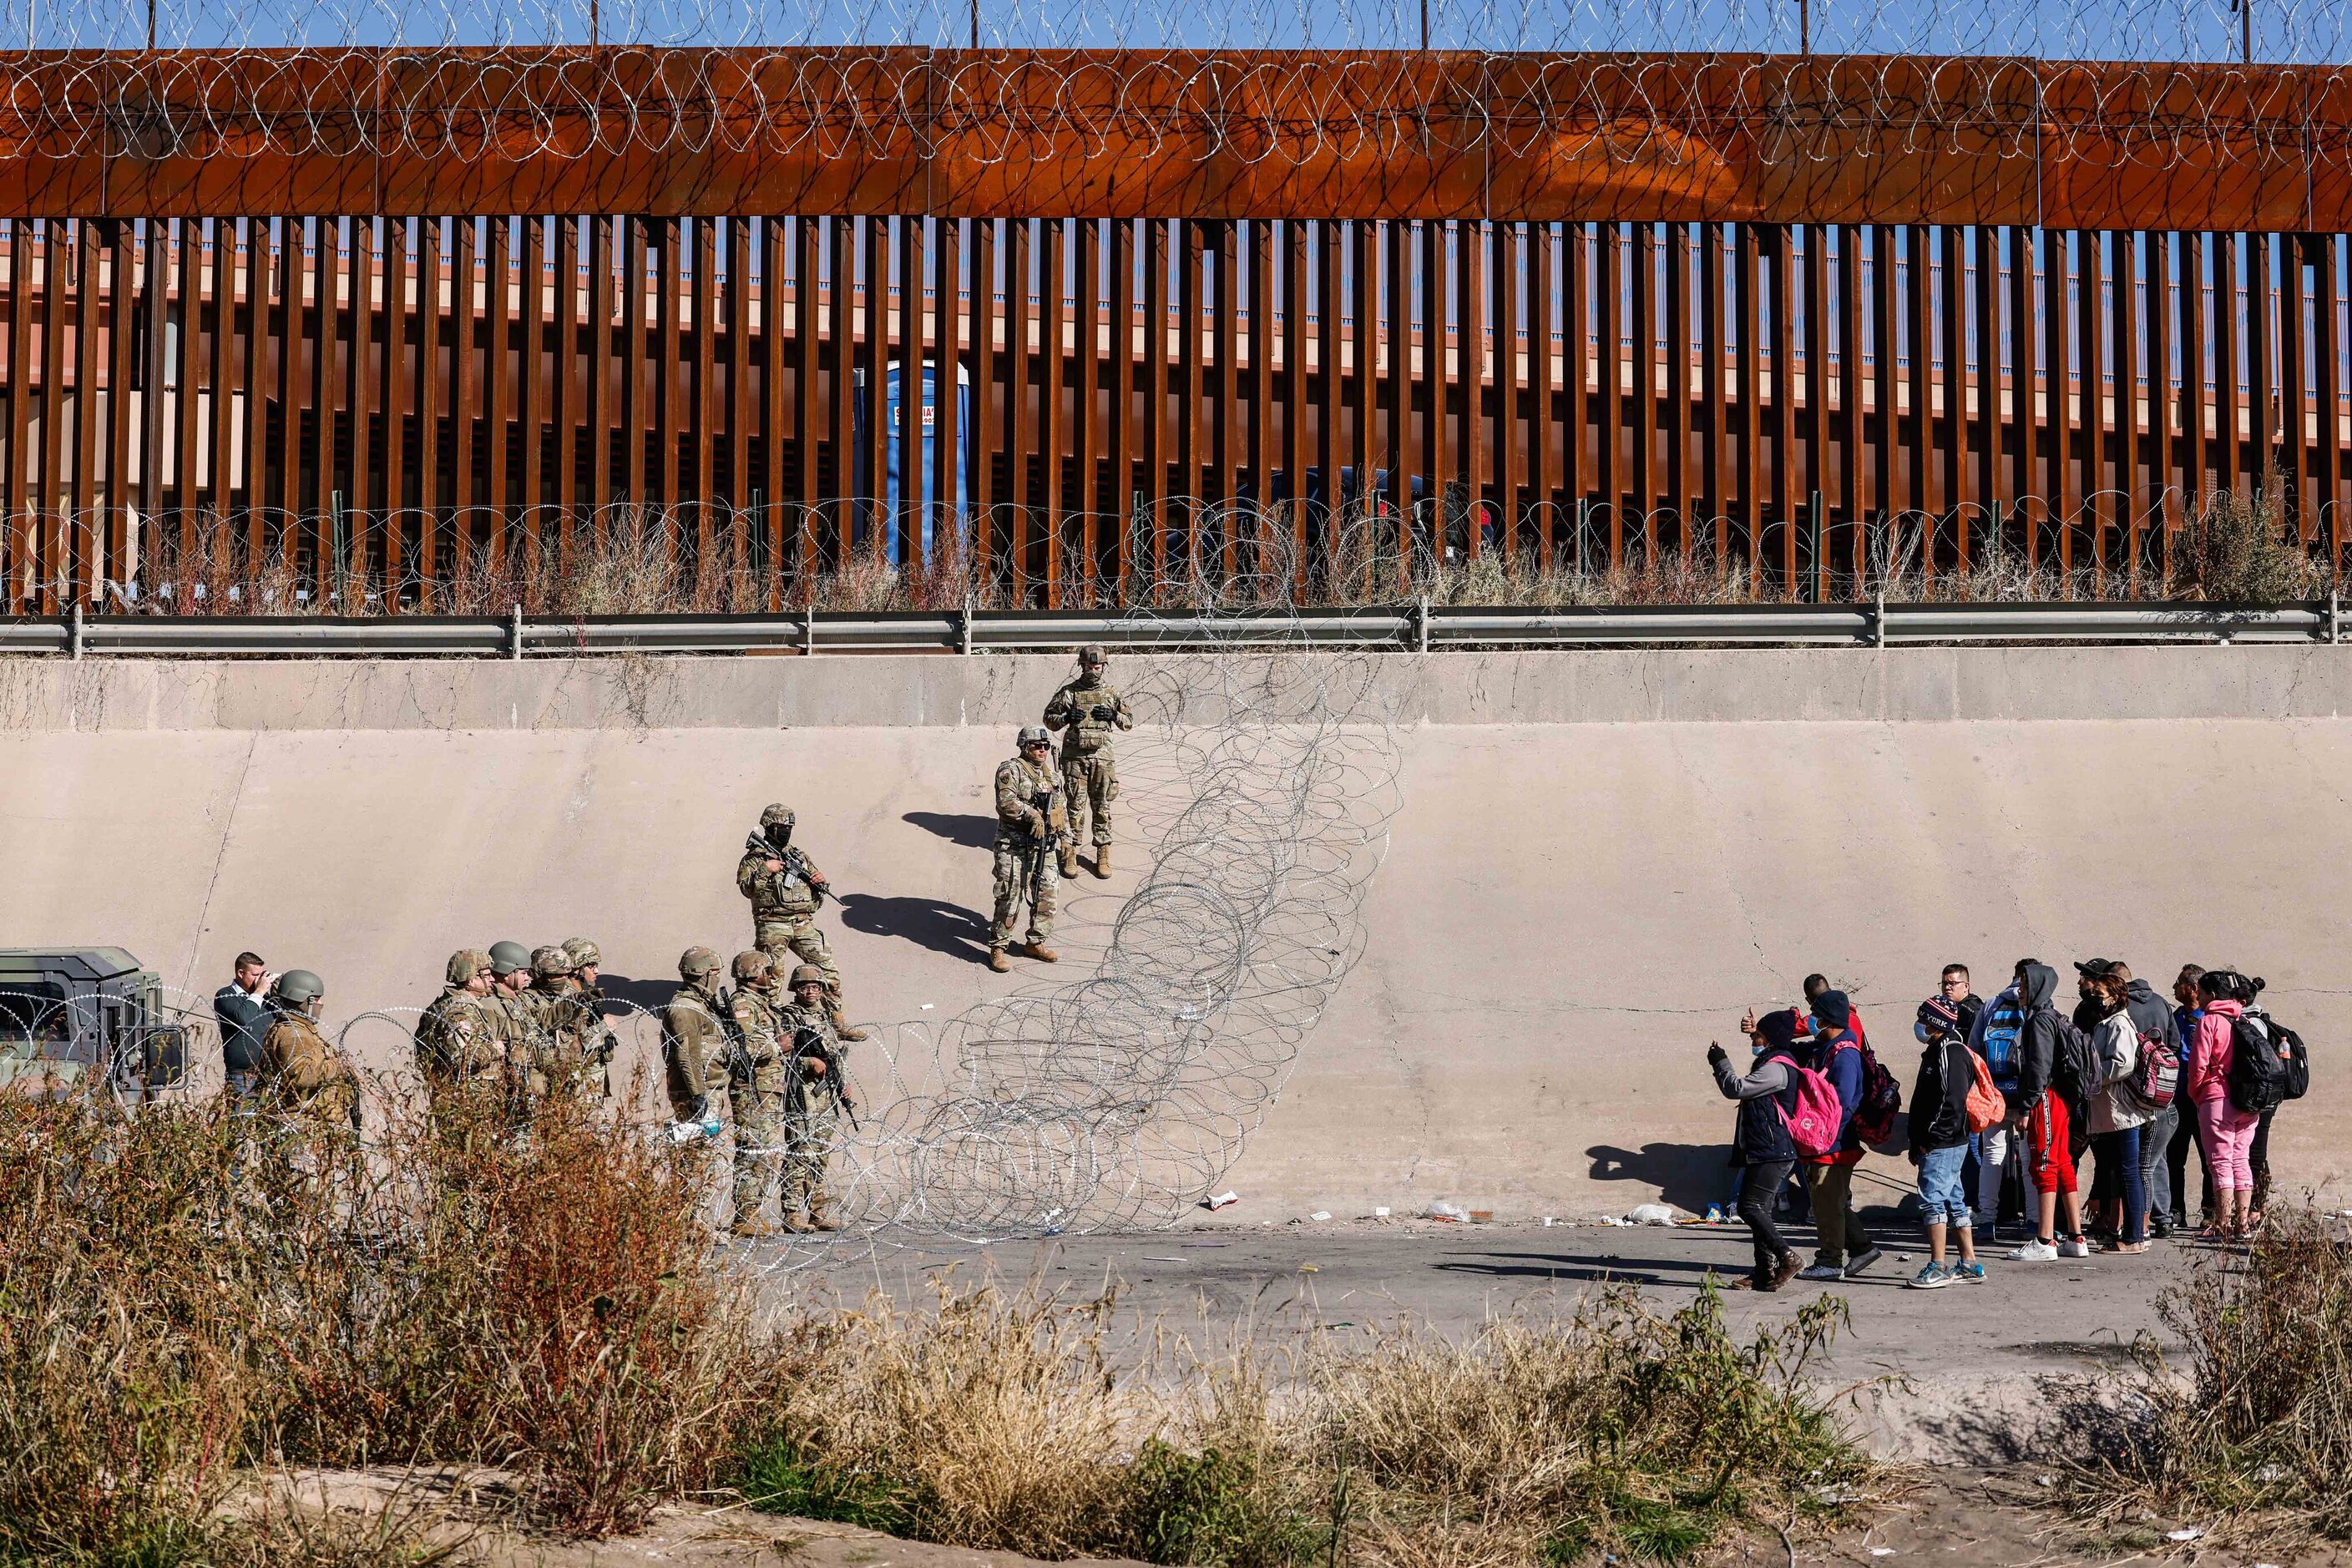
(1709, 1009), (1805, 1292)
(1904, 1024), (1985, 1287)
(212, 950), (272, 1101)
(2005, 962), (2088, 1260)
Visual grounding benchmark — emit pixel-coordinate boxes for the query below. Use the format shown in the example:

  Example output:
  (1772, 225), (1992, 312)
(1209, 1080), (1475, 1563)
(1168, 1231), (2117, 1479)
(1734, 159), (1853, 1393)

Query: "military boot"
(987, 946), (1010, 974)
(808, 1197), (841, 1233)
(1022, 942), (1060, 964)
(1091, 845), (1112, 878)
(1059, 845), (1080, 880)
(731, 1216), (780, 1240)
(828, 1005), (869, 1044)
(781, 1211), (814, 1236)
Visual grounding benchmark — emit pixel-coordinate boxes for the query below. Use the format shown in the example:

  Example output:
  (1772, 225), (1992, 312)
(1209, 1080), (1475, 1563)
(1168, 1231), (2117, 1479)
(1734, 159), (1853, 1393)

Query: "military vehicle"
(0, 948), (200, 1097)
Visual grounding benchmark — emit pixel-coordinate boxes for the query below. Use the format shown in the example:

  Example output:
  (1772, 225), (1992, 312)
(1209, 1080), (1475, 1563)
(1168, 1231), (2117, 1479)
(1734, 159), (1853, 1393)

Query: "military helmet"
(731, 949), (774, 984)
(1017, 724), (1051, 749)
(759, 803), (796, 830)
(274, 969), (324, 1006)
(788, 964), (828, 990)
(1080, 643), (1108, 666)
(446, 948), (490, 987)
(562, 937), (602, 969)
(679, 945), (722, 979)
(488, 940), (532, 977)
(531, 945), (575, 980)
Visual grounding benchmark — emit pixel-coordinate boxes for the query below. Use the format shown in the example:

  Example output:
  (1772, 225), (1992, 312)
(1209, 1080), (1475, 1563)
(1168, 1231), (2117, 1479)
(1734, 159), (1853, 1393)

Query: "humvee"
(0, 948), (200, 1097)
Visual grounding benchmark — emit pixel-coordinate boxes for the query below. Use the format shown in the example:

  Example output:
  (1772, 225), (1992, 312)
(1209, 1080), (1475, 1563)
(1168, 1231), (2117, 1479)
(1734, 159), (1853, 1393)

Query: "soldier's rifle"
(748, 836), (847, 906)
(791, 1014), (860, 1132)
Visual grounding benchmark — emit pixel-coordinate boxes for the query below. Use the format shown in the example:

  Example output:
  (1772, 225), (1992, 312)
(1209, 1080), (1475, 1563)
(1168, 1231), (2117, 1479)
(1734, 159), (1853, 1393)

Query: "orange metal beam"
(0, 50), (2345, 225)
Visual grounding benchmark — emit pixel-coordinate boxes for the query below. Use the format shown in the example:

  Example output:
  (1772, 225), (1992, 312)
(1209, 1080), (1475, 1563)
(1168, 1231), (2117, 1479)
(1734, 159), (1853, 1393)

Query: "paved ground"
(776, 1211), (2192, 1464)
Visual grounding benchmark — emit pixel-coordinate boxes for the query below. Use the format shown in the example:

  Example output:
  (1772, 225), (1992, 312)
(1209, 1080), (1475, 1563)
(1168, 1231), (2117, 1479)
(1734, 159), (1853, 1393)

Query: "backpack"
(2129, 1029), (2180, 1111)
(1963, 1047), (2006, 1133)
(1849, 1039), (1904, 1148)
(1977, 997), (2024, 1084)
(1780, 1064), (1847, 1161)
(2051, 1016), (2102, 1110)
(2275, 1021), (2311, 1100)
(2226, 1014), (2290, 1115)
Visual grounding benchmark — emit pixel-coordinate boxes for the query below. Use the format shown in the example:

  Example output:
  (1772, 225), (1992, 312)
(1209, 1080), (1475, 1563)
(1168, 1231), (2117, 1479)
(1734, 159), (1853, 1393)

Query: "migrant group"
(1706, 959), (2311, 1292)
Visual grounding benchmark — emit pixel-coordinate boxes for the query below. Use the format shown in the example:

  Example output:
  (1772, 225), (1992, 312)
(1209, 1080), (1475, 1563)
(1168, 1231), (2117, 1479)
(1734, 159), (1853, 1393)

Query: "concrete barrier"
(6, 645), (2347, 1215)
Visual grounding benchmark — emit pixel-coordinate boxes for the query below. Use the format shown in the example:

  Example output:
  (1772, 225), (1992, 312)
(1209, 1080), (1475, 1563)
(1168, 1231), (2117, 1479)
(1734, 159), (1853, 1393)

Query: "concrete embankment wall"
(5, 646), (2349, 1215)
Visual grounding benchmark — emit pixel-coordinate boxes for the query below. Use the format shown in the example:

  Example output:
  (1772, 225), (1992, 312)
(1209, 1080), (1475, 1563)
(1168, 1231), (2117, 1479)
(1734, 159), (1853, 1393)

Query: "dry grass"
(0, 1084), (790, 1563)
(107, 484), (2341, 621)
(2069, 1207), (2352, 1549)
(739, 1282), (1874, 1566)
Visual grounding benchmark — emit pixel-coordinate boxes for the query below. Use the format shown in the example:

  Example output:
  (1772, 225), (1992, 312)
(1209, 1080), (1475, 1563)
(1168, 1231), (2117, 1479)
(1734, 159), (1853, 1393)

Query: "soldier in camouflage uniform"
(558, 937), (620, 1098)
(414, 948), (502, 1105)
(726, 950), (791, 1238)
(779, 964), (852, 1232)
(520, 945), (611, 1101)
(1042, 644), (1134, 880)
(256, 969), (360, 1130)
(736, 804), (867, 1042)
(988, 726), (1068, 974)
(661, 945), (732, 1127)
(486, 940), (546, 1121)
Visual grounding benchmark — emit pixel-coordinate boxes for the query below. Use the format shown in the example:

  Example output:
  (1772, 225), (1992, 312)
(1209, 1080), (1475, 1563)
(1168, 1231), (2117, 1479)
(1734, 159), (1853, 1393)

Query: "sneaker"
(2008, 1237), (2059, 1262)
(1904, 1262), (1954, 1290)
(1773, 1255), (1803, 1290)
(1797, 1263), (1847, 1282)
(1950, 1261), (1987, 1283)
(2057, 1236), (2092, 1258)
(1843, 1245), (1885, 1278)
(2148, 1216), (2173, 1239)
(1972, 1222), (1996, 1246)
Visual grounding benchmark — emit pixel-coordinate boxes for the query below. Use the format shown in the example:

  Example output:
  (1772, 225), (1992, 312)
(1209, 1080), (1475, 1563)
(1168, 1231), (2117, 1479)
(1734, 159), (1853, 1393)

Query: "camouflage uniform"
(727, 974), (792, 1228)
(257, 1009), (358, 1127)
(991, 750), (1068, 948)
(780, 999), (850, 1224)
(661, 974), (733, 1123)
(415, 950), (502, 1099)
(1043, 669), (1132, 857)
(537, 981), (615, 1099)
(493, 984), (559, 1112)
(737, 840), (844, 1004)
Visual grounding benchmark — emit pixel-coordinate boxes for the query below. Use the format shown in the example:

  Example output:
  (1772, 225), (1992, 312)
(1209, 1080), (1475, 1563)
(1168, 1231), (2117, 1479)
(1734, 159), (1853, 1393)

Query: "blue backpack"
(1978, 995), (2025, 1086)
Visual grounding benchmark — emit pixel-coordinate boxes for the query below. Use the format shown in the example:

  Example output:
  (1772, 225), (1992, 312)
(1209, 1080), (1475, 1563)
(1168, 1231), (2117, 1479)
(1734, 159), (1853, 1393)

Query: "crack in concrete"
(179, 731), (260, 992)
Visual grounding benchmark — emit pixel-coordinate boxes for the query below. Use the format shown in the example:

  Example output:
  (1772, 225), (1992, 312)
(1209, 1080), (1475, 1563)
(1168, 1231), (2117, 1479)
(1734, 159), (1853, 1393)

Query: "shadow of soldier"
(903, 811), (999, 850)
(595, 974), (679, 1014)
(837, 893), (996, 966)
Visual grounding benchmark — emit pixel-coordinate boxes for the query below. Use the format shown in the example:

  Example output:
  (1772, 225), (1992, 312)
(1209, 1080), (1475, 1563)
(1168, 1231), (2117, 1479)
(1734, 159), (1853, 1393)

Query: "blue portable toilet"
(854, 362), (972, 563)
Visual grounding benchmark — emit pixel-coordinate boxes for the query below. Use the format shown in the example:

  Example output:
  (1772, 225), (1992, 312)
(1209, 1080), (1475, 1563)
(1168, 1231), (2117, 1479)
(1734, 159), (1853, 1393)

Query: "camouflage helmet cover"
(759, 803), (796, 830)
(274, 969), (324, 1005)
(788, 964), (828, 989)
(561, 937), (602, 969)
(1017, 724), (1051, 748)
(530, 944), (575, 979)
(679, 945), (722, 979)
(446, 948), (491, 987)
(1080, 643), (1108, 665)
(731, 949), (774, 984)
(488, 940), (532, 976)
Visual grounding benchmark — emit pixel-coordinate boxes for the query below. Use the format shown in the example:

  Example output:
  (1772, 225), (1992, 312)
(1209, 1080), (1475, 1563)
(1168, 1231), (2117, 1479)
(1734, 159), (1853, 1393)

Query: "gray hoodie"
(2011, 963), (2063, 1114)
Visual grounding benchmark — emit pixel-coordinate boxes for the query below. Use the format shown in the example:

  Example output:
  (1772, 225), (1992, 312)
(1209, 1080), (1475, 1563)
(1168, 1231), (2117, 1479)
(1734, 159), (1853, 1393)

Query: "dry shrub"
(2168, 476), (2330, 604)
(743, 1281), (1870, 1567)
(2077, 1207), (2352, 1542)
(0, 1084), (787, 1559)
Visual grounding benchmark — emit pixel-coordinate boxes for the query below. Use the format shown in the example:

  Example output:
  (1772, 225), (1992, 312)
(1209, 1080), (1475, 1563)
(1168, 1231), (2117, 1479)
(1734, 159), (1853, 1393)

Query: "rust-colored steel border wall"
(2, 210), (2347, 613)
(0, 52), (2349, 226)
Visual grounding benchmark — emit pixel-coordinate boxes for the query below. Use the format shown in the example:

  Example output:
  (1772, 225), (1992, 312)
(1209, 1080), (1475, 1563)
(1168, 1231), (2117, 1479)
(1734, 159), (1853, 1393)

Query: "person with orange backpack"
(1904, 1010), (1990, 1287)
(1795, 991), (1889, 1282)
(1708, 1009), (1808, 1292)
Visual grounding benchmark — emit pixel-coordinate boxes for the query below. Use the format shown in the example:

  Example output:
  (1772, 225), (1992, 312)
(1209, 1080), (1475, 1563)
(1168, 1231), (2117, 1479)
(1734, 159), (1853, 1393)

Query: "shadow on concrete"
(1429, 1249), (1749, 1290)
(595, 974), (679, 1014)
(1584, 1141), (1731, 1215)
(838, 893), (995, 964)
(903, 811), (998, 850)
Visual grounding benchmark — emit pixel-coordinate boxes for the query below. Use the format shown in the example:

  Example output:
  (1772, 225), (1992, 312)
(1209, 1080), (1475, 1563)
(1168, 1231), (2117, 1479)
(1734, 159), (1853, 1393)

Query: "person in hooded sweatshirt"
(2005, 962), (2089, 1261)
(1709, 1009), (1805, 1292)
(2183, 969), (2259, 1240)
(2079, 964), (2152, 1253)
(1796, 990), (1885, 1282)
(1965, 960), (2034, 1243)
(1903, 1004), (1984, 1288)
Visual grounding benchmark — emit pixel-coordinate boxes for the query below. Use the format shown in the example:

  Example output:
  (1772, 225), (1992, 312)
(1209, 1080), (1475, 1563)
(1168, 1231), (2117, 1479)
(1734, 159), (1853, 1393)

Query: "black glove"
(1090, 705), (1113, 722)
(1707, 1041), (1728, 1068)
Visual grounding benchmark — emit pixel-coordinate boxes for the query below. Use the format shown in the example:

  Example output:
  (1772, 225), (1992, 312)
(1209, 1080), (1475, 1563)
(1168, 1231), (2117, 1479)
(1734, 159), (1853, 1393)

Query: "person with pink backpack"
(1708, 1009), (1808, 1291)
(1794, 992), (1889, 1282)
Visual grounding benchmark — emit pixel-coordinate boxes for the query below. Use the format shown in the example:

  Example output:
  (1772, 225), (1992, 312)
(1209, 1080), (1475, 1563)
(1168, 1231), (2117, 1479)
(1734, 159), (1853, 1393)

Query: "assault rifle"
(791, 1014), (861, 1131)
(746, 835), (841, 904)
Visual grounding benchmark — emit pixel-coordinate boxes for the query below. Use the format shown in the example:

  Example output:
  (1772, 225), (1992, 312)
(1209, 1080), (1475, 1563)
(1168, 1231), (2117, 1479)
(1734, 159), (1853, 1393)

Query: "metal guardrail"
(1, 598), (2344, 658)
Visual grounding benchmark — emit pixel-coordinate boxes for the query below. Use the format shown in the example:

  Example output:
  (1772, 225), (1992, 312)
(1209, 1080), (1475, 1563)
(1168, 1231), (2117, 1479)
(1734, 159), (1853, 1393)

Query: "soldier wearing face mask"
(736, 804), (866, 1042)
